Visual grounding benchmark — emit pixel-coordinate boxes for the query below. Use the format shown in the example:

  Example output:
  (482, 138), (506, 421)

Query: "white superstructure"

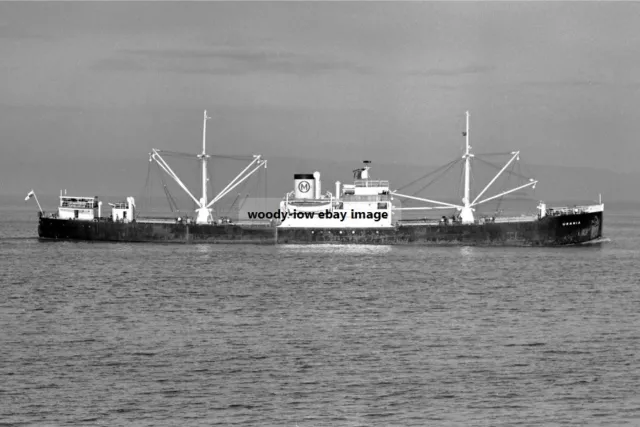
(109, 197), (136, 222)
(57, 195), (102, 220)
(278, 161), (393, 228)
(55, 194), (138, 222)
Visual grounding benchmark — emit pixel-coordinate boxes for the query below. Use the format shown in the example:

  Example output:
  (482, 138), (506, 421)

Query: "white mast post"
(460, 111), (475, 223)
(464, 111), (470, 204)
(201, 110), (211, 206)
(196, 110), (212, 224)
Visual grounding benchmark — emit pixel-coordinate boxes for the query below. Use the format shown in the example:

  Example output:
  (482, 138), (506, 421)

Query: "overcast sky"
(1, 1), (640, 196)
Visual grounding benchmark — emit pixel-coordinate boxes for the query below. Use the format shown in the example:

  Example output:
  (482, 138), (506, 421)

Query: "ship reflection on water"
(459, 246), (475, 258)
(276, 244), (394, 255)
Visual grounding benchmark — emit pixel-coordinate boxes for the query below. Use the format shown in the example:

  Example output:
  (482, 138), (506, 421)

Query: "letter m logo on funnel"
(298, 181), (310, 193)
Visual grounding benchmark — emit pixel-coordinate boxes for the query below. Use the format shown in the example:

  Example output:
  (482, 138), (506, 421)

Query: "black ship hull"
(39, 211), (603, 246)
(38, 217), (275, 244)
(277, 211), (603, 246)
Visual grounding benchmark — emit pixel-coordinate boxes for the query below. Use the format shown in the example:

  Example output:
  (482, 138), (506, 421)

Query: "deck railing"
(354, 179), (389, 188)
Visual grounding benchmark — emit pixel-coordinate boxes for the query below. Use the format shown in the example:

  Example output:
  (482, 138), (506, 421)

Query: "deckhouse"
(57, 195), (102, 220)
(278, 161), (394, 228)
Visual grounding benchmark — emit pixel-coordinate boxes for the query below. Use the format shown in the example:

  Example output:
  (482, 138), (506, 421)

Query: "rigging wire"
(138, 159), (153, 214)
(209, 154), (257, 161)
(395, 158), (461, 193)
(155, 162), (180, 213)
(191, 158), (199, 213)
(470, 157), (475, 203)
(409, 158), (462, 199)
(154, 151), (199, 159)
(474, 152), (516, 157)
(519, 159), (536, 186)
(495, 158), (537, 213)
(515, 161), (537, 201)
(458, 159), (465, 205)
(473, 157), (533, 180)
(264, 165), (268, 213)
(493, 160), (514, 215)
(227, 175), (251, 216)
(245, 170), (261, 207)
(155, 150), (255, 161)
(207, 157), (215, 214)
(238, 194), (250, 212)
(224, 193), (242, 217)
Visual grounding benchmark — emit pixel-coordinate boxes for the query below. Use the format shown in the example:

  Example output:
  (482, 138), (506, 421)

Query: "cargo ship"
(36, 111), (604, 245)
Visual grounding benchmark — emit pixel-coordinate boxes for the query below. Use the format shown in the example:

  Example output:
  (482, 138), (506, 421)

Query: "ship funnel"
(294, 174), (315, 200)
(335, 181), (341, 201)
(362, 160), (371, 179)
(354, 160), (371, 180)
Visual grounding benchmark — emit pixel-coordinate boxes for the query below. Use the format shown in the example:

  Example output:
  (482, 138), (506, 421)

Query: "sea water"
(1, 203), (639, 426)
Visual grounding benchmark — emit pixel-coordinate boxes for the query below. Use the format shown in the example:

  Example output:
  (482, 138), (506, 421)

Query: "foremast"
(149, 110), (267, 224)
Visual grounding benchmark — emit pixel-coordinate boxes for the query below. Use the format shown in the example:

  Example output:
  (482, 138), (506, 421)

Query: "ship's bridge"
(354, 179), (390, 188)
(344, 179), (390, 197)
(342, 163), (390, 199)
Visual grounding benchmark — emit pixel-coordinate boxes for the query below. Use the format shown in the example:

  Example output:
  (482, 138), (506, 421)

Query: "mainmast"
(390, 110), (538, 221)
(460, 111), (475, 223)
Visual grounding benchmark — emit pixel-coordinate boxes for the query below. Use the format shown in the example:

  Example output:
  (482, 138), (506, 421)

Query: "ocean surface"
(1, 203), (639, 426)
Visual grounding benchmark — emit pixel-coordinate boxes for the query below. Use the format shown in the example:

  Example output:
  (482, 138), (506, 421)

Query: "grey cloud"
(92, 46), (371, 76)
(0, 24), (49, 40)
(521, 80), (606, 88)
(409, 65), (495, 77)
